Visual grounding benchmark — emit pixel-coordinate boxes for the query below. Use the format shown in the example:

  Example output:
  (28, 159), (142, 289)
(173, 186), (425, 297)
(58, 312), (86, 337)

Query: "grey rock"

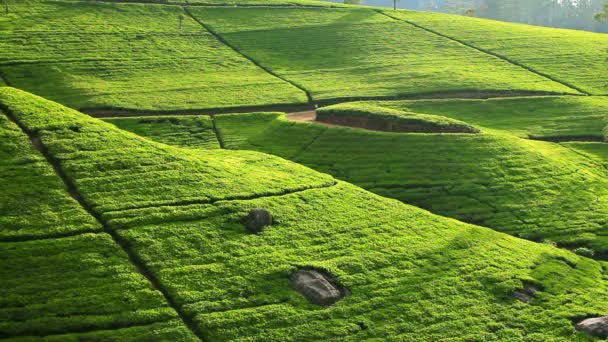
(512, 283), (538, 303)
(245, 208), (272, 233)
(290, 270), (343, 307)
(576, 317), (608, 338)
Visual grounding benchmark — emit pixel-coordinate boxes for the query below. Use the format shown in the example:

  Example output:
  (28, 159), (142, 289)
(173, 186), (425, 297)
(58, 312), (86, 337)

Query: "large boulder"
(244, 208), (272, 233)
(290, 269), (344, 307)
(576, 317), (608, 338)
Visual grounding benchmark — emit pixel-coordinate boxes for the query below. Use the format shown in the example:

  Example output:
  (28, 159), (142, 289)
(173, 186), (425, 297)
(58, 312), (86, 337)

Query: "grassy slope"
(388, 10), (608, 95)
(0, 90), (195, 339)
(0, 0), (306, 111)
(213, 112), (608, 255)
(191, 7), (577, 103)
(0, 108), (101, 240)
(4, 88), (608, 340)
(0, 234), (193, 339)
(104, 116), (220, 149)
(316, 102), (480, 133)
(374, 96), (608, 140)
(562, 142), (608, 164)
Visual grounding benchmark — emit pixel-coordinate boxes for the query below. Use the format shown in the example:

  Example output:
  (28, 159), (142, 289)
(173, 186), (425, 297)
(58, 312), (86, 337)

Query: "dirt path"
(286, 111), (338, 127)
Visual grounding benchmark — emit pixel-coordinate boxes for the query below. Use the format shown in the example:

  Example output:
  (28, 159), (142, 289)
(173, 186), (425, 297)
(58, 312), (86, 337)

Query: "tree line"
(342, 0), (608, 32)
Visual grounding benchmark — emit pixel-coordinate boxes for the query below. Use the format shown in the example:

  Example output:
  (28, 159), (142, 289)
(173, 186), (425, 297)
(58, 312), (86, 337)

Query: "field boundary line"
(0, 108), (206, 342)
(85, 90), (571, 118)
(102, 180), (338, 214)
(0, 317), (178, 340)
(378, 10), (591, 96)
(0, 228), (102, 244)
(183, 6), (315, 104)
(210, 114), (225, 148)
(291, 128), (327, 160)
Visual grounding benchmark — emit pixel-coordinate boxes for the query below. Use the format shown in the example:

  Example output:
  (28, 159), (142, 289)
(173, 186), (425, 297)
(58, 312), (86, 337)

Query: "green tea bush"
(573, 247), (595, 258)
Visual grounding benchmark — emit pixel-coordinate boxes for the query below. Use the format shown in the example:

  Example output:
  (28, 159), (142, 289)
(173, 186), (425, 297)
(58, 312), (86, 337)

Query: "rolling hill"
(3, 0), (608, 340)
(3, 86), (608, 341)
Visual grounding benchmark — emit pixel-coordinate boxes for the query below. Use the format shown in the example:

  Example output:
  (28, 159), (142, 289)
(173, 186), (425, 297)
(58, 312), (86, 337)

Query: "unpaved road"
(286, 111), (337, 127)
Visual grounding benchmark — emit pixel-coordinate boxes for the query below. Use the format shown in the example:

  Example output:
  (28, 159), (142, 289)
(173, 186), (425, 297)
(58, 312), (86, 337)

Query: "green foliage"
(374, 96), (608, 140)
(104, 116), (220, 149)
(0, 233), (185, 338)
(191, 7), (577, 103)
(210, 109), (608, 255)
(5, 87), (608, 340)
(6, 320), (198, 342)
(0, 87), (333, 214)
(596, 3), (608, 22)
(0, 102), (100, 240)
(317, 102), (480, 133)
(0, 0), (306, 110)
(561, 142), (608, 164)
(573, 247), (595, 258)
(390, 10), (608, 95)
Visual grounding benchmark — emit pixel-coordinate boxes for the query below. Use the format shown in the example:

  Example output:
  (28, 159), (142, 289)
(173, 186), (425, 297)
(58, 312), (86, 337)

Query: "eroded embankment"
(313, 104), (480, 134)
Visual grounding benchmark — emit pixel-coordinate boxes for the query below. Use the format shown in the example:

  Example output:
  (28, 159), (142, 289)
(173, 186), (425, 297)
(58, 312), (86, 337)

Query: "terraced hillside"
(111, 107), (608, 257)
(4, 0), (608, 340)
(2, 0), (598, 114)
(387, 10), (608, 95)
(0, 0), (306, 111)
(192, 7), (578, 103)
(4, 87), (608, 340)
(0, 91), (195, 339)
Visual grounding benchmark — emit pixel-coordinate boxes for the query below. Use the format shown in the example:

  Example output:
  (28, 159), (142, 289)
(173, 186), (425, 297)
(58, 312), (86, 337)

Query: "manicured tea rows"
(389, 10), (608, 95)
(112, 182), (608, 341)
(0, 87), (333, 214)
(0, 107), (100, 240)
(212, 111), (608, 254)
(0, 233), (193, 339)
(0, 0), (306, 111)
(5, 87), (608, 340)
(374, 96), (608, 140)
(104, 116), (220, 149)
(192, 7), (577, 103)
(562, 142), (608, 164)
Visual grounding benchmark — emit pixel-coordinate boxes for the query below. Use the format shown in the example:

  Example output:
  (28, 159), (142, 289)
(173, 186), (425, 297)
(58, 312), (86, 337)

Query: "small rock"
(576, 317), (608, 338)
(512, 283), (538, 303)
(244, 208), (272, 233)
(290, 269), (344, 307)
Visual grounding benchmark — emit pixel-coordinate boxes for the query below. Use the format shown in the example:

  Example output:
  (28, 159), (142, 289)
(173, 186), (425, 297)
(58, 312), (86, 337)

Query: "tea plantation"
(389, 10), (608, 95)
(3, 87), (608, 341)
(0, 0), (306, 111)
(192, 7), (578, 102)
(3, 0), (608, 340)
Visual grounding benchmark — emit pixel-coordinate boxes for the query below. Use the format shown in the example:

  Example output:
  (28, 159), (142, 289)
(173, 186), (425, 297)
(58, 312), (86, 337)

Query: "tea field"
(113, 108), (608, 257)
(3, 87), (608, 341)
(0, 0), (306, 111)
(374, 96), (608, 140)
(387, 10), (608, 95)
(4, 0), (608, 340)
(192, 7), (578, 103)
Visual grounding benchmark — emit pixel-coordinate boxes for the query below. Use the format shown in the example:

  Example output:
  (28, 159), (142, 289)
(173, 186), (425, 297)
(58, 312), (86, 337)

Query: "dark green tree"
(596, 2), (608, 22)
